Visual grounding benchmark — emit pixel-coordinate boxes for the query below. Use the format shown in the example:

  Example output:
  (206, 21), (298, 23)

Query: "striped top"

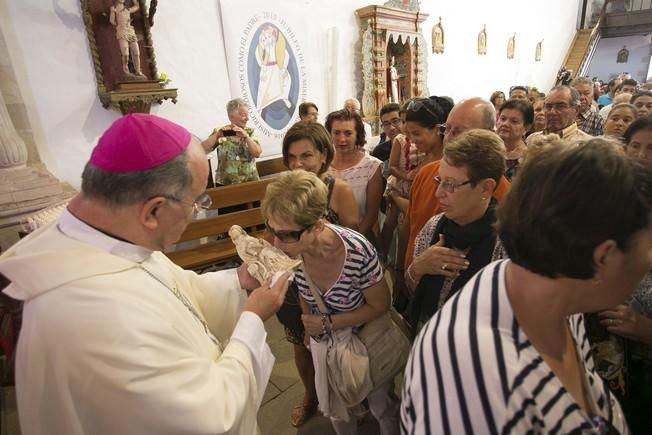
(296, 224), (383, 314)
(401, 260), (628, 435)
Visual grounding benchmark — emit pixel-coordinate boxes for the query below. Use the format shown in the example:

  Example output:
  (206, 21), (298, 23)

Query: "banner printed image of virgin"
(248, 23), (300, 130)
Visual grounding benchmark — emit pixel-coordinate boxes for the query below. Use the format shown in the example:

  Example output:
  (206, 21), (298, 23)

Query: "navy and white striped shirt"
(296, 224), (383, 314)
(401, 260), (628, 435)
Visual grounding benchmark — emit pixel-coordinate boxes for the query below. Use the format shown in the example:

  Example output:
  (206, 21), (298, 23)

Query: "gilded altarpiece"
(355, 5), (429, 127)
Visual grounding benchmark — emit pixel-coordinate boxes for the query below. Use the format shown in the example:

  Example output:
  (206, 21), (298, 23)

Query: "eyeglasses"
(442, 124), (465, 137)
(265, 221), (313, 243)
(543, 102), (573, 111)
(509, 86), (528, 93)
(433, 175), (473, 193)
(163, 191), (213, 213)
(381, 117), (403, 128)
(407, 98), (440, 120)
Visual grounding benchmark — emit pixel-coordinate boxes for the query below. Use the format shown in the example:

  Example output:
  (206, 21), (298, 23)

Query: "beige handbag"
(304, 268), (411, 388)
(304, 272), (372, 410)
(357, 310), (411, 387)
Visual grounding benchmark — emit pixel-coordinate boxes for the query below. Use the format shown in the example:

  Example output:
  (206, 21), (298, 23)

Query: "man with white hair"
(571, 77), (604, 136)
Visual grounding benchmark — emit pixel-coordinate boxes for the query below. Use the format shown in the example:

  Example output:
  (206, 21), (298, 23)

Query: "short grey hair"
(549, 85), (580, 107)
(479, 99), (496, 130)
(344, 98), (361, 111)
(226, 98), (247, 115)
(570, 77), (594, 88)
(81, 139), (196, 206)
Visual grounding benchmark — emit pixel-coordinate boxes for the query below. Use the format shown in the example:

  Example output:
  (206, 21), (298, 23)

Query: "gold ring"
(442, 263), (448, 271)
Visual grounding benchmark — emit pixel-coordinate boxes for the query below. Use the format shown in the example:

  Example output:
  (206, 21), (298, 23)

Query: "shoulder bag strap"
(300, 256), (330, 315)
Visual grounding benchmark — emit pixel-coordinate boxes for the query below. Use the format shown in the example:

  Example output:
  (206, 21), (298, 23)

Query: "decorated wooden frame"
(80, 0), (177, 114)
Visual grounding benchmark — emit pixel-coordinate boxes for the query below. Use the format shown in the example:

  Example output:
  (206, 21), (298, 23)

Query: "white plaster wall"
(420, 0), (581, 102)
(1, 0), (580, 188)
(586, 34), (652, 82)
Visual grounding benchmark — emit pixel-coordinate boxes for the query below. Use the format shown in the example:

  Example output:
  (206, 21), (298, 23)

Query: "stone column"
(0, 88), (28, 169)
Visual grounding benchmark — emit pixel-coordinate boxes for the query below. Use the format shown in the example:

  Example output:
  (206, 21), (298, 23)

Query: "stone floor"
(258, 315), (393, 435)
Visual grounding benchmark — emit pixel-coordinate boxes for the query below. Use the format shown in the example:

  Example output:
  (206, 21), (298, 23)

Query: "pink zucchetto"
(90, 113), (191, 172)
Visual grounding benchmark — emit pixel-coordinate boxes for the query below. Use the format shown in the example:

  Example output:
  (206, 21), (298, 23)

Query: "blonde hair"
(261, 170), (328, 227)
(523, 133), (563, 163)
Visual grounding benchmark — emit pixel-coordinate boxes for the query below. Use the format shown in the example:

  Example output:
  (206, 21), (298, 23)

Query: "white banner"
(220, 1), (321, 157)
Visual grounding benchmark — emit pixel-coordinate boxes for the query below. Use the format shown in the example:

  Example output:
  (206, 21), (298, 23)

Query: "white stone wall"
(0, 0), (580, 189)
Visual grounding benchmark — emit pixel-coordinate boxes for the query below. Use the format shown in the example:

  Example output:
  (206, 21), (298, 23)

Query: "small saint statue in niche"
(478, 25), (487, 55)
(388, 56), (400, 103)
(229, 225), (302, 284)
(507, 33), (516, 59)
(431, 17), (444, 54)
(110, 0), (146, 79)
(617, 46), (629, 63)
(535, 40), (543, 62)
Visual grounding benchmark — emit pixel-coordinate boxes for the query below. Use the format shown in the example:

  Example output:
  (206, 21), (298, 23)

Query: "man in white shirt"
(0, 113), (290, 435)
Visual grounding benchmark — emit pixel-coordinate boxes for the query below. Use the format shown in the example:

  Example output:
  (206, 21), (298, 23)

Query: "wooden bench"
(256, 156), (286, 178)
(165, 178), (274, 270)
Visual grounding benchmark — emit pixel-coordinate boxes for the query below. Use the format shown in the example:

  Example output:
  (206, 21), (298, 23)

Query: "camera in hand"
(222, 129), (237, 137)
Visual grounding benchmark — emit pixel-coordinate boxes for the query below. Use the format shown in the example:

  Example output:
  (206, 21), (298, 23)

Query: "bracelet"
(320, 314), (329, 335)
(406, 264), (418, 284)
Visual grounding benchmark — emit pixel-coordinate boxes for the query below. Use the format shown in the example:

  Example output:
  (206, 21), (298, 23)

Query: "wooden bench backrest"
(165, 178), (273, 270)
(256, 156), (287, 178)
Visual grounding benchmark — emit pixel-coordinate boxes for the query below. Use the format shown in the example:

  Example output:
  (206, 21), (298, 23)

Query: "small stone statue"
(431, 17), (444, 54)
(478, 25), (487, 56)
(616, 46), (629, 64)
(229, 225), (302, 283)
(110, 0), (146, 79)
(507, 34), (515, 60)
(388, 56), (400, 103)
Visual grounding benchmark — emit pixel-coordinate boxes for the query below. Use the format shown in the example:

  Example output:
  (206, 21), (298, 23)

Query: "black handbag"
(275, 282), (305, 333)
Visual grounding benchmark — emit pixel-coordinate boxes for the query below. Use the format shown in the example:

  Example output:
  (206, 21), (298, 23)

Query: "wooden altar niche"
(356, 5), (428, 127)
(80, 0), (177, 114)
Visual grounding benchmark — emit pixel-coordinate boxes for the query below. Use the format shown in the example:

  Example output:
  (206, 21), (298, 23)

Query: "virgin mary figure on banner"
(255, 24), (293, 112)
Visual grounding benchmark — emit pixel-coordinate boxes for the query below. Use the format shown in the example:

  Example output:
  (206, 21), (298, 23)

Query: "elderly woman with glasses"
(277, 121), (359, 427)
(405, 130), (505, 331)
(262, 170), (399, 435)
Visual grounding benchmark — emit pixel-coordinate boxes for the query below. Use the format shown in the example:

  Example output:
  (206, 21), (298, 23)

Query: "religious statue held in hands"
(229, 225), (302, 284)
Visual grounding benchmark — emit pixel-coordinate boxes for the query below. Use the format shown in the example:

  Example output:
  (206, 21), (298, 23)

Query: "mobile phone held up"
(222, 129), (237, 137)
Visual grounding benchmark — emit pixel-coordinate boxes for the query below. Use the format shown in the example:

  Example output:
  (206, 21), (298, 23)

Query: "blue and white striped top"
(401, 260), (629, 435)
(295, 224), (383, 314)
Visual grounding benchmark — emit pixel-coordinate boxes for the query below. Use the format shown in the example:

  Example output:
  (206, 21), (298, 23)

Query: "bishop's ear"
(140, 197), (167, 230)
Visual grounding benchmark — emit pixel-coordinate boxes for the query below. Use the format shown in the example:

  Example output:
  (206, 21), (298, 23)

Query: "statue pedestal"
(0, 164), (75, 251)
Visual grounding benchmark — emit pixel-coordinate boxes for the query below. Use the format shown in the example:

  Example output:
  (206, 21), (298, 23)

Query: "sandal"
(290, 397), (318, 428)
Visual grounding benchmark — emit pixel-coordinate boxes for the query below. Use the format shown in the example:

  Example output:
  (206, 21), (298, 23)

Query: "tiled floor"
(258, 316), (387, 435)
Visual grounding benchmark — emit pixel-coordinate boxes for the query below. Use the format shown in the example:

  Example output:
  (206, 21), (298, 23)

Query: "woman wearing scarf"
(405, 130), (505, 331)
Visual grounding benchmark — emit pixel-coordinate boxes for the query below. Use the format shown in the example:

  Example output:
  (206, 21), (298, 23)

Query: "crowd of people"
(1, 71), (651, 435)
